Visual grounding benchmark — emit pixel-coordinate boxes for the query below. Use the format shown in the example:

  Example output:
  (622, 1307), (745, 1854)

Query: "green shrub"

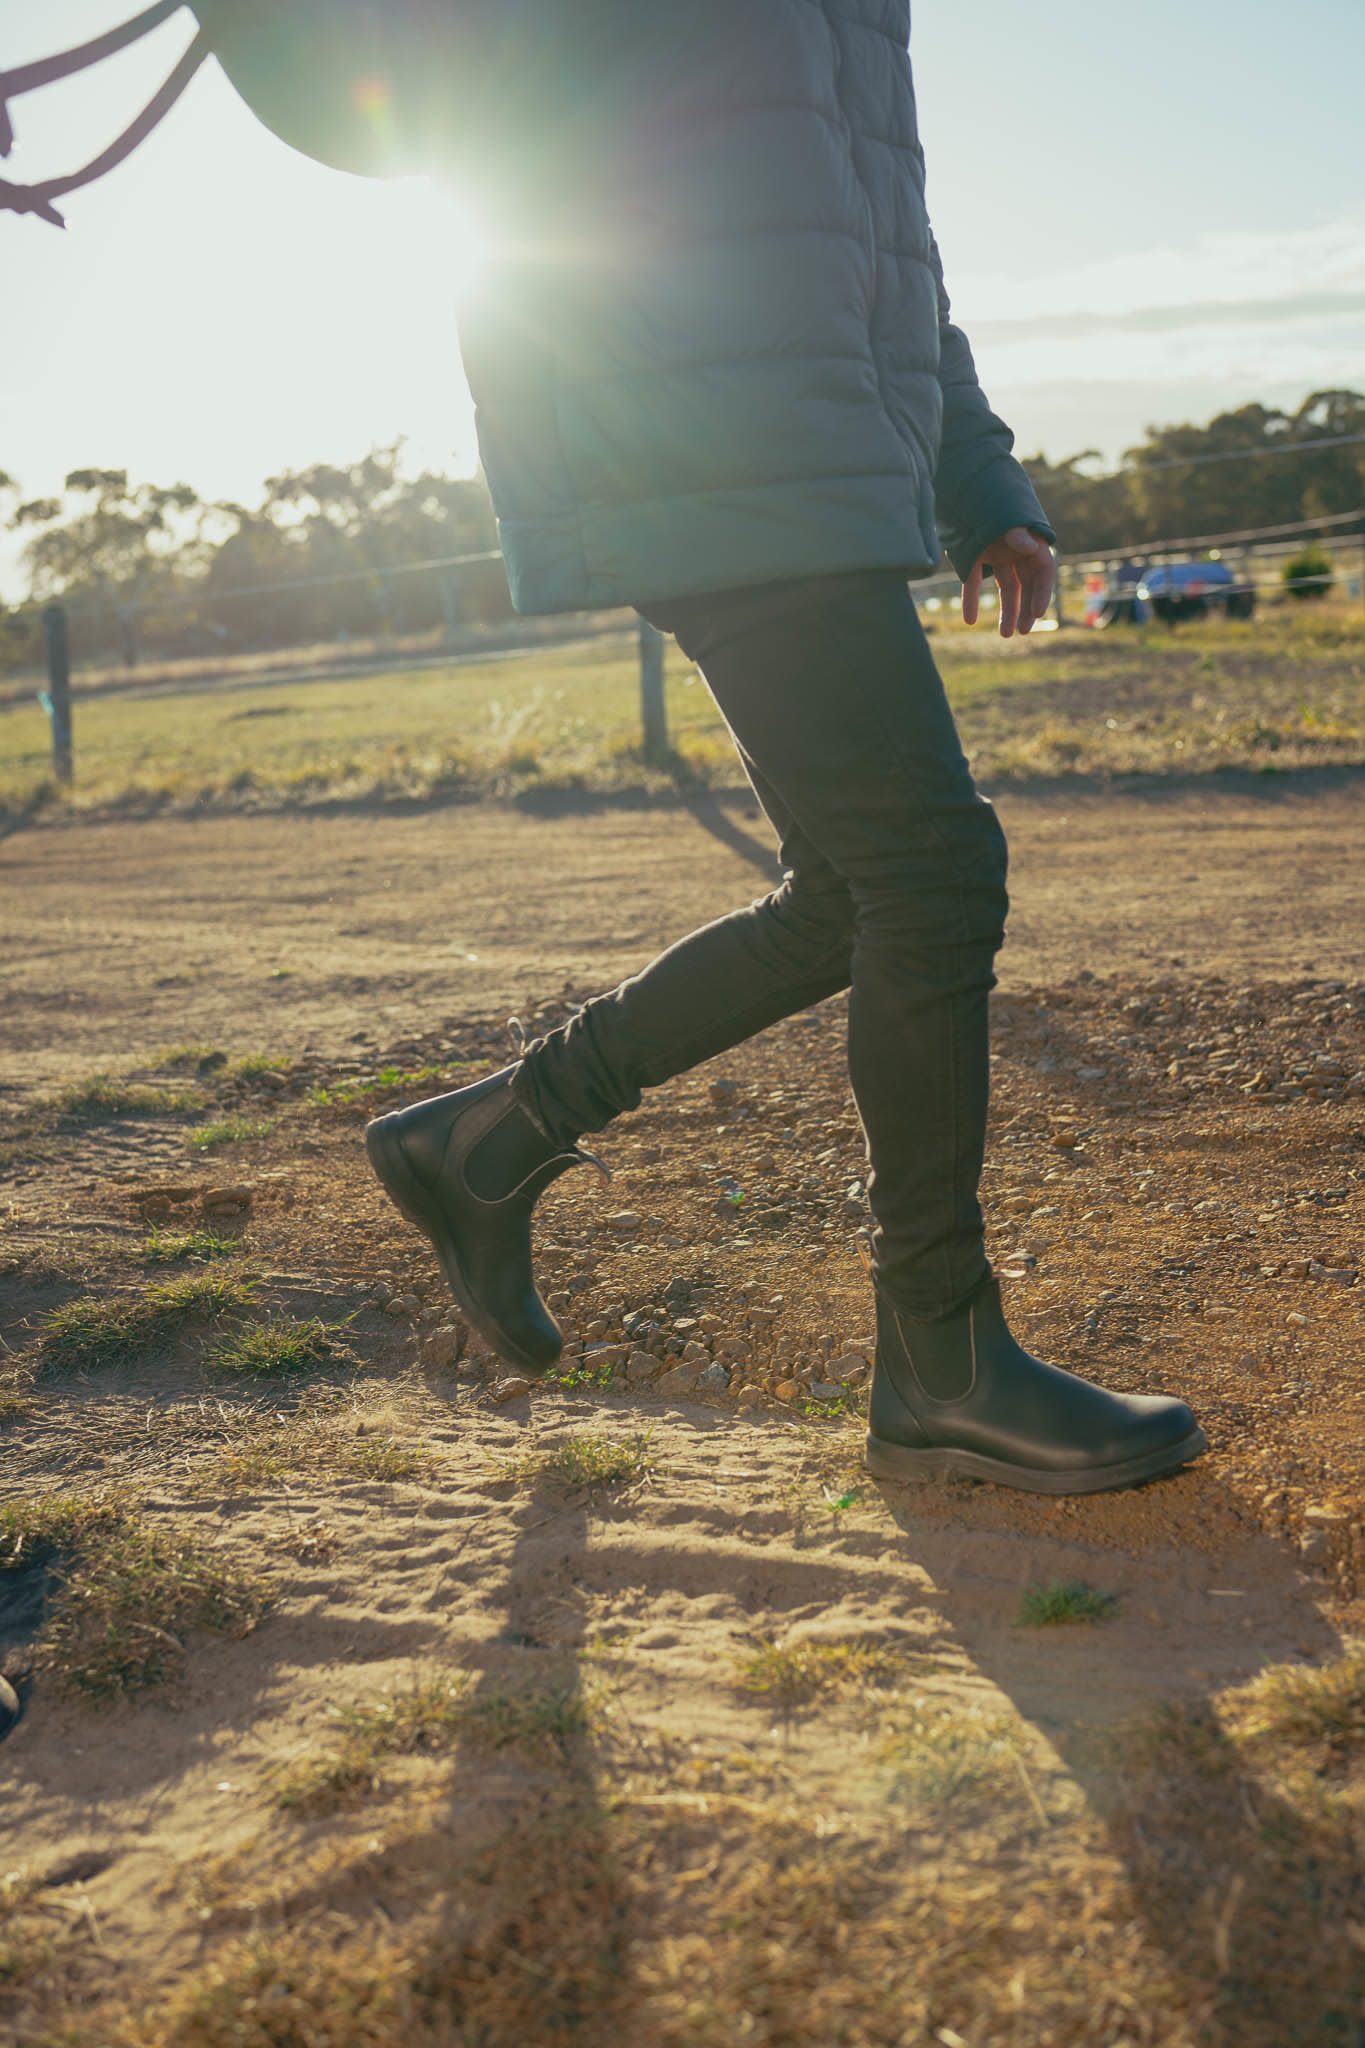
(1282, 544), (1334, 601)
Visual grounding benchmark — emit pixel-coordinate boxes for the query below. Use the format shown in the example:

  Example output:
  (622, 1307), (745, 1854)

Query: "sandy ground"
(1, 779), (1363, 2044)
(1, 772), (1362, 1102)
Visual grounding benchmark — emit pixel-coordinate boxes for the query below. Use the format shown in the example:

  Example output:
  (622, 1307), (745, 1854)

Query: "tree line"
(1021, 388), (1365, 560)
(2, 389), (1362, 672)
(0, 444), (511, 673)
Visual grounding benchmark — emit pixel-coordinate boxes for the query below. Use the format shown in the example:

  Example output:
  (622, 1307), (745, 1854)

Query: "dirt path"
(2, 778), (1364, 2044)
(2, 774), (1362, 1099)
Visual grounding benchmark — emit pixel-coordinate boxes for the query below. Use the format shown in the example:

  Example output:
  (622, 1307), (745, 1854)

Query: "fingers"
(996, 561), (1022, 637)
(964, 531), (1056, 635)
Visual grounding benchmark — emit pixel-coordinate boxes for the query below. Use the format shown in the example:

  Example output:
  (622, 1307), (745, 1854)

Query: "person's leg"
(518, 569), (1002, 1317)
(514, 761), (855, 1142)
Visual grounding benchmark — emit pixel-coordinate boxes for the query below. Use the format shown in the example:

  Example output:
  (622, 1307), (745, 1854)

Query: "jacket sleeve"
(928, 231), (1056, 580)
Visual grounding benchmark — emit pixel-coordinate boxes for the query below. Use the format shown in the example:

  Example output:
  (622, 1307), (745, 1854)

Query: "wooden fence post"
(41, 601), (73, 784)
(638, 617), (668, 762)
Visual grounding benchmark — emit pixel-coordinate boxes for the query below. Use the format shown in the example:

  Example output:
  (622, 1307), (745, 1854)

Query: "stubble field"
(1, 609), (1364, 2045)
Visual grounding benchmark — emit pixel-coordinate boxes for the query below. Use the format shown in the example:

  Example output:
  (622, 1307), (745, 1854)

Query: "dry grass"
(39, 1274), (253, 1372)
(274, 1675), (594, 1817)
(732, 1634), (916, 1707)
(2, 608), (1360, 821)
(0, 1495), (271, 1699)
(508, 1431), (656, 1497)
(52, 1074), (205, 1122)
(272, 1676), (469, 1815)
(193, 1399), (432, 1491)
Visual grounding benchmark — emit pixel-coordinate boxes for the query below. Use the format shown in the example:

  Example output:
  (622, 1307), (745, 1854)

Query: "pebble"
(491, 1376), (532, 1402)
(627, 1350), (658, 1383)
(810, 1381), (844, 1402)
(607, 1211), (642, 1233)
(697, 1361), (731, 1391)
(680, 1340), (711, 1364)
(776, 1379), (800, 1402)
(1286, 1312), (1310, 1327)
(737, 1387), (765, 1410)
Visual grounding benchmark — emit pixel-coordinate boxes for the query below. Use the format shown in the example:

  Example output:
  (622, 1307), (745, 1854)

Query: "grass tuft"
(1230, 1649), (1365, 1750)
(309, 1061), (471, 1112)
(0, 1379), (36, 1425)
(0, 1495), (271, 1699)
(275, 1675), (591, 1817)
(1015, 1578), (1117, 1627)
(142, 1225), (239, 1265)
(208, 1315), (346, 1379)
(39, 1274), (252, 1371)
(195, 1404), (430, 1491)
(878, 1704), (1027, 1809)
(274, 1676), (468, 1815)
(188, 1115), (274, 1151)
(53, 1074), (204, 1121)
(511, 1430), (655, 1496)
(733, 1635), (915, 1707)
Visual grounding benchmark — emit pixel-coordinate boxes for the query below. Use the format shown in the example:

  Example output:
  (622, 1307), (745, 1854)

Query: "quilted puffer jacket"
(199, 0), (1053, 614)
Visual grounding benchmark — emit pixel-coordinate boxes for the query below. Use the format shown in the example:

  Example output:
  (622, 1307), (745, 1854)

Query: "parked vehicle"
(1138, 559), (1255, 623)
(1083, 557), (1255, 627)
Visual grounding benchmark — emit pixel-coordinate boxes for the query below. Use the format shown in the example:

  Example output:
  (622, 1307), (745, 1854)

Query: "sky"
(2, 0), (1363, 596)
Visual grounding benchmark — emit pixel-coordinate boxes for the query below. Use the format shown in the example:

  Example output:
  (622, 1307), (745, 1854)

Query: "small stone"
(657, 1362), (701, 1397)
(681, 1340), (710, 1364)
(423, 1326), (463, 1369)
(607, 1211), (642, 1233)
(637, 1146), (662, 1164)
(775, 1379), (800, 1402)
(1311, 1262), (1355, 1285)
(1285, 1260), (1311, 1280)
(1286, 1312), (1310, 1327)
(491, 1376), (532, 1402)
(697, 1361), (730, 1391)
(1303, 1506), (1347, 1526)
(737, 1387), (765, 1410)
(810, 1381), (844, 1402)
(1299, 1530), (1331, 1563)
(627, 1350), (658, 1383)
(672, 1318), (699, 1337)
(709, 1078), (739, 1105)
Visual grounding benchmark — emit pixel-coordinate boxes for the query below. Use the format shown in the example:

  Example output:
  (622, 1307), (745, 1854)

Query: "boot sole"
(864, 1424), (1208, 1496)
(364, 1119), (560, 1376)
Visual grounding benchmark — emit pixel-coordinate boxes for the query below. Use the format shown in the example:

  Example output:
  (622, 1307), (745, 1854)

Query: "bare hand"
(961, 527), (1054, 637)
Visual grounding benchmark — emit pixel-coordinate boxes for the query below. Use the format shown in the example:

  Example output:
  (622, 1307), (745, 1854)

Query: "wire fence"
(16, 505), (1365, 788)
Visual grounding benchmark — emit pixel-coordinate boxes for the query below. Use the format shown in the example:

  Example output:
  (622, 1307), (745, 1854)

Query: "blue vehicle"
(1138, 559), (1255, 623)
